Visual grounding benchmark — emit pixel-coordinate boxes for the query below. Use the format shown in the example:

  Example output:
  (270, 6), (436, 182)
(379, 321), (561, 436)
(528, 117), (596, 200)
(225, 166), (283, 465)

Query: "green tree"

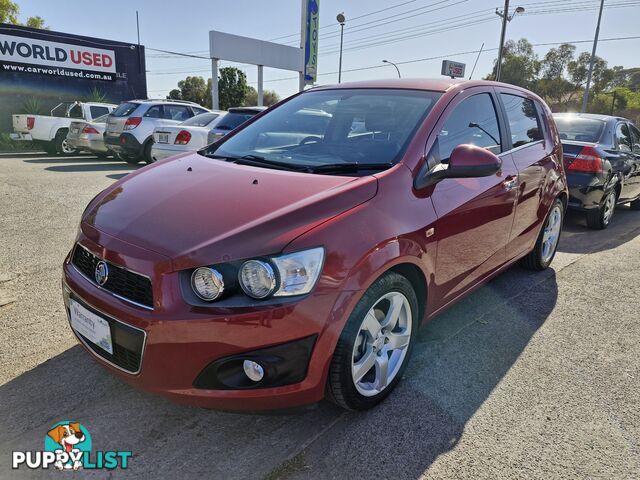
(1, 0), (47, 28)
(218, 67), (248, 110)
(243, 86), (280, 107)
(167, 76), (209, 107)
(486, 39), (540, 89)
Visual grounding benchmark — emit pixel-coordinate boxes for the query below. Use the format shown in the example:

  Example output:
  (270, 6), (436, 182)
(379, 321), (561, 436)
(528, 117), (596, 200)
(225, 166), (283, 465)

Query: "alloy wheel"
(602, 191), (616, 225)
(541, 204), (562, 264)
(351, 291), (412, 397)
(61, 138), (75, 154)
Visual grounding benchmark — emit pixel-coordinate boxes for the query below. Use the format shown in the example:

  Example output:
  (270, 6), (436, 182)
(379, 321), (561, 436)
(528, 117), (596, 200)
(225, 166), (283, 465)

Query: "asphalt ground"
(1, 152), (639, 479)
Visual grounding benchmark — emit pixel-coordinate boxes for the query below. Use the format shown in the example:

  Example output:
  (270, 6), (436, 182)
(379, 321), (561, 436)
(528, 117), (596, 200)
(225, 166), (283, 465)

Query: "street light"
(337, 13), (345, 83)
(495, 1), (525, 82)
(382, 59), (401, 78)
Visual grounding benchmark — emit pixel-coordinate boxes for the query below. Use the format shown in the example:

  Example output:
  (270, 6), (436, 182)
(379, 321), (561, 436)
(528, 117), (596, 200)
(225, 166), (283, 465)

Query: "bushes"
(0, 133), (40, 153)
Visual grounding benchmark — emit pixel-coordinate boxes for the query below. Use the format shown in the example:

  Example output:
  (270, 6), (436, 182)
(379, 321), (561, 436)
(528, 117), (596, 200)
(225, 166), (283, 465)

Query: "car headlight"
(189, 247), (324, 302)
(191, 267), (225, 301)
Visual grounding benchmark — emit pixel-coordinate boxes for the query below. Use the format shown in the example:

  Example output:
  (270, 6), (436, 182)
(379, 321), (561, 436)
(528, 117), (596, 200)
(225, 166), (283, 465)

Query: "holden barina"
(63, 79), (567, 411)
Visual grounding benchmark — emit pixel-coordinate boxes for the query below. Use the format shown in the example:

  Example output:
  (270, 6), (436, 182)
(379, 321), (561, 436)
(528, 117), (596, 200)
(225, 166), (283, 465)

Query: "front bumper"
(62, 232), (355, 411)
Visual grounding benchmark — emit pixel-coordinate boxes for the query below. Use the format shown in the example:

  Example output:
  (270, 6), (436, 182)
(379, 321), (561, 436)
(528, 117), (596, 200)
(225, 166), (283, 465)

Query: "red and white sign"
(0, 33), (116, 73)
(441, 60), (466, 79)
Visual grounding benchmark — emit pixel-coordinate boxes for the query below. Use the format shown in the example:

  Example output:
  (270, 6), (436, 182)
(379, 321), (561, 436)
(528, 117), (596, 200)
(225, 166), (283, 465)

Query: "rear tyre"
(326, 271), (419, 411)
(520, 198), (564, 271)
(54, 130), (77, 155)
(630, 198), (640, 211)
(95, 152), (109, 159)
(586, 189), (616, 229)
(143, 140), (155, 164)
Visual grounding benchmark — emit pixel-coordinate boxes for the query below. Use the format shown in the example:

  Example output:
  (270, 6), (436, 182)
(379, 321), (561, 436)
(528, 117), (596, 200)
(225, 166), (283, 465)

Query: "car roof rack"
(127, 98), (200, 105)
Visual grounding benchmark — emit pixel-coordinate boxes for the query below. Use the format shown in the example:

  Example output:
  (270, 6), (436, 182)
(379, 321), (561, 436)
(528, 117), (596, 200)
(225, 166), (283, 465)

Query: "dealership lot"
(1, 153), (639, 479)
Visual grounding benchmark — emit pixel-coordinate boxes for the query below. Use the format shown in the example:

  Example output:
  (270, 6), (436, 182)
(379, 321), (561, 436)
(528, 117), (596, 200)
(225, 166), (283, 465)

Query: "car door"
(495, 89), (559, 259)
(613, 122), (640, 202)
(622, 122), (640, 201)
(428, 89), (519, 308)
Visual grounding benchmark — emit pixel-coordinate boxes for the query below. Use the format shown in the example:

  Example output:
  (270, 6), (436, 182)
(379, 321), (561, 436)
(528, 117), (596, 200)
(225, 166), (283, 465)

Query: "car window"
(144, 105), (163, 118)
(111, 102), (139, 117)
(629, 123), (640, 153)
(553, 116), (605, 142)
(90, 106), (110, 119)
(615, 123), (632, 152)
(93, 114), (109, 124)
(164, 105), (192, 121)
(192, 107), (209, 116)
(500, 93), (543, 148)
(182, 112), (220, 127)
(434, 93), (502, 163)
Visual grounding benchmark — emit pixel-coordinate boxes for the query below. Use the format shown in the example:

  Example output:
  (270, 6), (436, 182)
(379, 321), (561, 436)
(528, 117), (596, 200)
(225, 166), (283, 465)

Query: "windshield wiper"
(207, 154), (305, 172)
(305, 162), (394, 173)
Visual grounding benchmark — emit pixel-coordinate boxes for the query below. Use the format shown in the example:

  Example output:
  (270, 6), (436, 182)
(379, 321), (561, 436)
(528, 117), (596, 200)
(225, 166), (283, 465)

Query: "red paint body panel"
(62, 79), (567, 410)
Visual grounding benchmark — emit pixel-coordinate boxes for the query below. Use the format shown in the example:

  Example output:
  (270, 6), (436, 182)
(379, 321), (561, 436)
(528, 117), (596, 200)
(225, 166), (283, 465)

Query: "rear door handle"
(502, 175), (518, 191)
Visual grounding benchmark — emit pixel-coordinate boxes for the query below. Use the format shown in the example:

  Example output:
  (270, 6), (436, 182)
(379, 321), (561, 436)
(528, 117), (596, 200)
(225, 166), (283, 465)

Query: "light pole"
(337, 13), (345, 83)
(495, 2), (525, 82)
(382, 59), (401, 78)
(581, 0), (605, 113)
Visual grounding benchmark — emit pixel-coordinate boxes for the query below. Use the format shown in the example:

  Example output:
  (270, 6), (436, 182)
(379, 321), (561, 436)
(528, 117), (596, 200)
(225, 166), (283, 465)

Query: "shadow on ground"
(558, 206), (640, 254)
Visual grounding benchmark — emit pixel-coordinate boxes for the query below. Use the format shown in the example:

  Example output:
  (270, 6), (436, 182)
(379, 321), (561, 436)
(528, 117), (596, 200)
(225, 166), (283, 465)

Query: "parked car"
(150, 110), (226, 162)
(11, 102), (116, 155)
(63, 79), (567, 412)
(104, 99), (210, 164)
(207, 106), (267, 144)
(553, 113), (640, 229)
(67, 114), (112, 158)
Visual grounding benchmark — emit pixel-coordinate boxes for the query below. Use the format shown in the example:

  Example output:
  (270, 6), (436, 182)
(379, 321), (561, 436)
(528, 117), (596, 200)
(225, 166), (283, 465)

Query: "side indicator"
(426, 228), (435, 238)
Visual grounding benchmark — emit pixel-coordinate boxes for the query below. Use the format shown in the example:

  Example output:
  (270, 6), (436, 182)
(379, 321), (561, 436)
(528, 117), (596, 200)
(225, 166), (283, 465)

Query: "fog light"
(242, 360), (264, 382)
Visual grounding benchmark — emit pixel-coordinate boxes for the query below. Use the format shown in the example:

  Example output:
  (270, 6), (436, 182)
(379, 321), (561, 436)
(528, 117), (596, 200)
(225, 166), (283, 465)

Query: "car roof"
(126, 99), (202, 106)
(309, 78), (531, 94)
(553, 112), (631, 123)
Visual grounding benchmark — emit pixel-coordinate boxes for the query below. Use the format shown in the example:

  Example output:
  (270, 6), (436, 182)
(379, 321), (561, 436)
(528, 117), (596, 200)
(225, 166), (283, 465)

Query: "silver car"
(207, 106), (267, 144)
(66, 114), (112, 157)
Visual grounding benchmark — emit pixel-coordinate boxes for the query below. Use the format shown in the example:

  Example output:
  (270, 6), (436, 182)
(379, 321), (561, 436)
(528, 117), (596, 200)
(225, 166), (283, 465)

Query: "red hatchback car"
(62, 79), (567, 411)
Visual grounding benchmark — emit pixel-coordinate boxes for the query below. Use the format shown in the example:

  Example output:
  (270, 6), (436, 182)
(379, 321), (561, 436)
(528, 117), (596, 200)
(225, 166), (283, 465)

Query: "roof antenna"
(469, 43), (484, 80)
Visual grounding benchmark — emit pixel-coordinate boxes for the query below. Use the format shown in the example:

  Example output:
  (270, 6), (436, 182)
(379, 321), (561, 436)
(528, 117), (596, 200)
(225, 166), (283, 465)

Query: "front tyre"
(326, 271), (419, 410)
(520, 198), (564, 271)
(586, 189), (616, 229)
(116, 152), (141, 165)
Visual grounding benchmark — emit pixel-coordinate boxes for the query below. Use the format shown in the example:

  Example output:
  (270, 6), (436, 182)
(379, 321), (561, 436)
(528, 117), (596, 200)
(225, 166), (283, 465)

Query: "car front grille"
(71, 244), (154, 309)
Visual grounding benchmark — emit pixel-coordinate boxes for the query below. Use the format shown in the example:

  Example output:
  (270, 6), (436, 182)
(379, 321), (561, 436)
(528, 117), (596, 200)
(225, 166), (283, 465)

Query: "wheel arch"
(388, 263), (427, 324)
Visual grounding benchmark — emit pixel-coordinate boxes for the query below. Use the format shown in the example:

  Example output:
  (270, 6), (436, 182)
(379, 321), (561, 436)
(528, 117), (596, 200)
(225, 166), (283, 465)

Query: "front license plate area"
(70, 299), (113, 354)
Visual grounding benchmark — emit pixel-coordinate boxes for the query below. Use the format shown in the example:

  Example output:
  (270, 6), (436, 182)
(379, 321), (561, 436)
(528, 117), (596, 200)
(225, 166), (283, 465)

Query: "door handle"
(502, 175), (518, 191)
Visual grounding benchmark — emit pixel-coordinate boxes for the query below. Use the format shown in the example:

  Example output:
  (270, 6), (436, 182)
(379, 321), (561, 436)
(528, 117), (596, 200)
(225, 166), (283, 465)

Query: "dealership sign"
(0, 33), (116, 79)
(441, 60), (466, 78)
(303, 0), (319, 84)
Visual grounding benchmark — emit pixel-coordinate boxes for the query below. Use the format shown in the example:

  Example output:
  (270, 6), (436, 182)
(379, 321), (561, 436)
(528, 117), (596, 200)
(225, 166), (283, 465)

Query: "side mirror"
(447, 144), (502, 178)
(414, 144), (502, 190)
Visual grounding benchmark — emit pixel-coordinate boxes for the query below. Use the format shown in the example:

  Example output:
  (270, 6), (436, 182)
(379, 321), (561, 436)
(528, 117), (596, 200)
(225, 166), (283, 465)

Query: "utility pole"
(337, 13), (345, 83)
(496, 0), (509, 82)
(581, 0), (605, 113)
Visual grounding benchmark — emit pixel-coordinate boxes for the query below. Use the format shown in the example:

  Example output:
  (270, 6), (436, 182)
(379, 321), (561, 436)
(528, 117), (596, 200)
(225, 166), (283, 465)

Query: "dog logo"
(94, 261), (109, 286)
(45, 422), (91, 471)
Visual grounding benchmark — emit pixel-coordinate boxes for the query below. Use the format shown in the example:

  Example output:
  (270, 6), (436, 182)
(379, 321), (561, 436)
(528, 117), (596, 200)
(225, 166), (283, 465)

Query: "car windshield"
(554, 116), (605, 143)
(213, 112), (256, 131)
(204, 88), (440, 172)
(182, 112), (220, 127)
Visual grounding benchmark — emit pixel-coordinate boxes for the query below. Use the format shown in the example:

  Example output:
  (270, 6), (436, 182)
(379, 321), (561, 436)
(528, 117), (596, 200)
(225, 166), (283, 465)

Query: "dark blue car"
(553, 113), (640, 229)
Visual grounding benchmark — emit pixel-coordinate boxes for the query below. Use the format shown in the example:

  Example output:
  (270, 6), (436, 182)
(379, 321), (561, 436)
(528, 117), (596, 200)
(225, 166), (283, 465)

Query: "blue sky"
(20, 0), (640, 100)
